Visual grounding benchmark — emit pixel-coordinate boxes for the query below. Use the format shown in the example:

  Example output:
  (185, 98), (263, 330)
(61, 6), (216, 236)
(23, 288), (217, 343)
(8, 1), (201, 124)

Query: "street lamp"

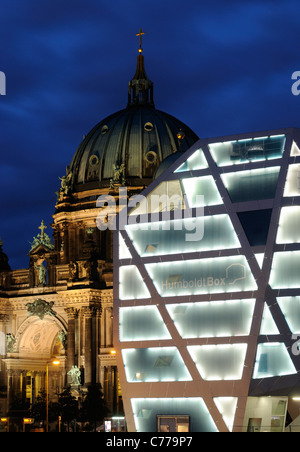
(46, 359), (60, 432)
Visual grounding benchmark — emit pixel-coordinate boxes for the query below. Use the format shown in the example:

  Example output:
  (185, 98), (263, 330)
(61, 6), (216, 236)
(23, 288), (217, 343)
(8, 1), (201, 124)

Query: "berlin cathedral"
(0, 32), (199, 421)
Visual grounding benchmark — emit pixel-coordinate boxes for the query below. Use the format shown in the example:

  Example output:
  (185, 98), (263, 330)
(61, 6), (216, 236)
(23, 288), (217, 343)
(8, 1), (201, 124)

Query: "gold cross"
(136, 28), (145, 53)
(38, 220), (47, 238)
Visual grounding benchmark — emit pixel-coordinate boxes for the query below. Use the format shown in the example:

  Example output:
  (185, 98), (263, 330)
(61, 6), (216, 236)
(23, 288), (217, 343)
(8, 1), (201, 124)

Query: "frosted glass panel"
(119, 306), (171, 341)
(119, 233), (132, 259)
(270, 251), (300, 289)
(146, 255), (257, 297)
(175, 149), (208, 172)
(119, 265), (151, 300)
(125, 214), (240, 257)
(291, 141), (300, 156)
(166, 299), (255, 338)
(221, 167), (280, 203)
(209, 135), (285, 167)
(260, 305), (279, 334)
(277, 297), (300, 333)
(276, 206), (300, 244)
(214, 397), (238, 432)
(253, 343), (297, 378)
(255, 253), (264, 268)
(122, 347), (192, 382)
(131, 398), (218, 432)
(128, 180), (185, 216)
(182, 176), (222, 207)
(283, 164), (300, 197)
(188, 344), (247, 380)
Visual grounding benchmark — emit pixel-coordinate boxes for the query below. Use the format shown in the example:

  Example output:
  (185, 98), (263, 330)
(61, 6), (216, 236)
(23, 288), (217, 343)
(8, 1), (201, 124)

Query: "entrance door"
(157, 416), (190, 432)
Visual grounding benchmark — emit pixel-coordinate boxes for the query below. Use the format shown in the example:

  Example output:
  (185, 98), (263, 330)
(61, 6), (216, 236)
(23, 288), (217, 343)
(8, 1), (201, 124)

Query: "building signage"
(146, 256), (257, 296)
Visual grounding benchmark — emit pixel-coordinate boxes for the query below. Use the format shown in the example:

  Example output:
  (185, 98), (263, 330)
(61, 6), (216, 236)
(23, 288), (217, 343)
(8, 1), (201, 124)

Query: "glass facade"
(125, 213), (240, 257)
(209, 135), (285, 166)
(145, 256), (257, 297)
(166, 299), (255, 338)
(221, 167), (280, 203)
(113, 129), (300, 432)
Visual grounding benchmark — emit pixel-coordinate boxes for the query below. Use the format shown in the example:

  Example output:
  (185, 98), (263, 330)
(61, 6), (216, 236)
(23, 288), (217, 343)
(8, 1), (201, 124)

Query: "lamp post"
(46, 359), (60, 432)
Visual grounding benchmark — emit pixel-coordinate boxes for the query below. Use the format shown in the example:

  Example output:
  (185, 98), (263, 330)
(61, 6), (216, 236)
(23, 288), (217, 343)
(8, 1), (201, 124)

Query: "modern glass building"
(113, 127), (300, 432)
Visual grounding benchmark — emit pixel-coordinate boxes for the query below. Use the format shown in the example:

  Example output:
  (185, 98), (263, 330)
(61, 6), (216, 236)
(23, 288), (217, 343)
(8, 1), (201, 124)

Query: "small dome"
(153, 151), (185, 179)
(68, 105), (198, 191)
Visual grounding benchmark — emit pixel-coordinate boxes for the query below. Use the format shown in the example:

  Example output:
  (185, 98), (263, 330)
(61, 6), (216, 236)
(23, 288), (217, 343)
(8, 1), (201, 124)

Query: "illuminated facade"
(0, 41), (199, 424)
(113, 128), (300, 432)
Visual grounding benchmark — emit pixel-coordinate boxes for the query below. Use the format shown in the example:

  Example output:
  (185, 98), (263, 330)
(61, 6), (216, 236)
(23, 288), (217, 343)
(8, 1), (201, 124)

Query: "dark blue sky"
(1, 0), (300, 269)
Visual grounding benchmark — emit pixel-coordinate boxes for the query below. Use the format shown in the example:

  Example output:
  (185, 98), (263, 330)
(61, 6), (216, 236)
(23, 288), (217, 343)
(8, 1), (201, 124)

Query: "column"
(82, 306), (101, 386)
(82, 306), (94, 385)
(65, 307), (78, 382)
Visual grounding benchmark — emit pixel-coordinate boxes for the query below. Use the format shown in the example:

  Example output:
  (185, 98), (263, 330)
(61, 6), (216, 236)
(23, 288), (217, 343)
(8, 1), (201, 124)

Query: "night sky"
(1, 0), (300, 270)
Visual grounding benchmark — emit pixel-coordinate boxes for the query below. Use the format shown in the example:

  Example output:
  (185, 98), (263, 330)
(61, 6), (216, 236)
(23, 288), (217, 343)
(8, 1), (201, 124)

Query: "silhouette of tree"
(80, 384), (108, 431)
(57, 386), (79, 432)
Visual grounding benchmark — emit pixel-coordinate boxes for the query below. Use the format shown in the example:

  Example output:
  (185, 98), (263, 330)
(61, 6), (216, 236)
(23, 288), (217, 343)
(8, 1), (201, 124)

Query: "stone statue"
(59, 172), (72, 194)
(35, 263), (47, 286)
(110, 162), (126, 189)
(67, 365), (81, 385)
(58, 331), (67, 350)
(69, 261), (78, 280)
(6, 333), (15, 352)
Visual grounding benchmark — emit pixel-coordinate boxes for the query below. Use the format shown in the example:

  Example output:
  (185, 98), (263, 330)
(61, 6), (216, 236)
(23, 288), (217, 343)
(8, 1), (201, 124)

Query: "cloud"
(1, 0), (300, 268)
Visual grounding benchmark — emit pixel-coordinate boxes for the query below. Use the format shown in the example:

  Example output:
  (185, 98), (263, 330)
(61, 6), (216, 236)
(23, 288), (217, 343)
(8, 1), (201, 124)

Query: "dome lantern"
(128, 28), (154, 107)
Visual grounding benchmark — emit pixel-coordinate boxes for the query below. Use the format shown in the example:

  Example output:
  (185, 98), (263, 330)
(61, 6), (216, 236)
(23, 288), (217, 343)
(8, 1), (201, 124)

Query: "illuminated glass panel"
(128, 180), (185, 216)
(122, 347), (192, 382)
(259, 305), (279, 334)
(119, 233), (132, 259)
(283, 164), (300, 197)
(181, 176), (222, 207)
(119, 306), (171, 341)
(270, 251), (300, 289)
(209, 135), (285, 167)
(221, 167), (280, 203)
(214, 397), (238, 432)
(166, 299), (255, 338)
(174, 149), (208, 172)
(291, 141), (300, 156)
(255, 253), (264, 268)
(125, 214), (240, 257)
(276, 206), (300, 244)
(277, 297), (300, 333)
(187, 344), (247, 380)
(119, 265), (151, 300)
(131, 398), (218, 432)
(145, 255), (257, 297)
(253, 343), (297, 378)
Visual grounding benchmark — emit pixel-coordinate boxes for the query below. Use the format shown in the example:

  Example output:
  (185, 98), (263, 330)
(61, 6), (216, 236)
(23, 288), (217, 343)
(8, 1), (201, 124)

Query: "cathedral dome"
(68, 105), (198, 191)
(66, 50), (199, 193)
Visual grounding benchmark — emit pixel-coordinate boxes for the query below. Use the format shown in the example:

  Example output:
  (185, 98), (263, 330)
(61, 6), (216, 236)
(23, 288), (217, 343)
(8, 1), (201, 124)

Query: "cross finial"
(136, 28), (145, 53)
(38, 220), (47, 238)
